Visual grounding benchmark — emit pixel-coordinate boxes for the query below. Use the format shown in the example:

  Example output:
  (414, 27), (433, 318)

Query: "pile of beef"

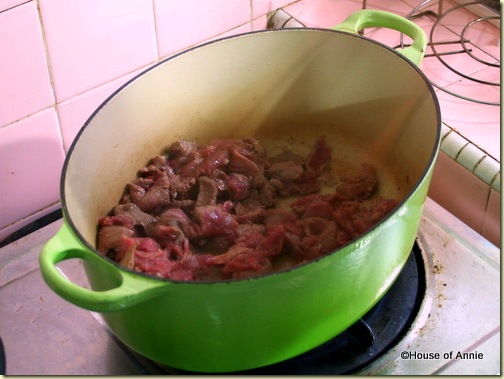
(97, 137), (399, 281)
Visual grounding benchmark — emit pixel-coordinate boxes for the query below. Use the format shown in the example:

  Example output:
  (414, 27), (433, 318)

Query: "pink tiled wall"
(0, 0), (296, 240)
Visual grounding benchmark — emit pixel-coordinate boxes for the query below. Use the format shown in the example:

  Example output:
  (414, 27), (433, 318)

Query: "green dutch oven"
(39, 10), (440, 372)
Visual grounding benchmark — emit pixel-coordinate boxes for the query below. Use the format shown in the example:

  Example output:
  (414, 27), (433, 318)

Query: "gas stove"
(0, 197), (499, 375)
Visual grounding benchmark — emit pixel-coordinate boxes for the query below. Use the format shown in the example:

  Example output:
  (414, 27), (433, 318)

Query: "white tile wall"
(0, 1), (54, 126)
(39, 0), (158, 102)
(1, 108), (65, 230)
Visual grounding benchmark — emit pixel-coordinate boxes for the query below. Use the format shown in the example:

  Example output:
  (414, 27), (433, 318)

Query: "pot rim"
(60, 27), (442, 284)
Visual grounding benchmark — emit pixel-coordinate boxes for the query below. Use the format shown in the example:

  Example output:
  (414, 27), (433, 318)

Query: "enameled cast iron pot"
(40, 10), (441, 373)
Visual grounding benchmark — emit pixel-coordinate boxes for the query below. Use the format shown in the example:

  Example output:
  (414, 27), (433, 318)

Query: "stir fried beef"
(306, 136), (332, 175)
(97, 136), (399, 281)
(337, 163), (378, 200)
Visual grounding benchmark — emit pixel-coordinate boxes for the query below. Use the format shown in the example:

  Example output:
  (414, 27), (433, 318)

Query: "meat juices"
(97, 137), (399, 281)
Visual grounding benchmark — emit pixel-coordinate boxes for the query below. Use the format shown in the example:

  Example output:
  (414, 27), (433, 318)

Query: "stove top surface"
(0, 198), (499, 375)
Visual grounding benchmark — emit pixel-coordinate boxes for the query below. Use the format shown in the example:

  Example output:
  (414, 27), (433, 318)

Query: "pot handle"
(39, 222), (167, 312)
(332, 10), (427, 66)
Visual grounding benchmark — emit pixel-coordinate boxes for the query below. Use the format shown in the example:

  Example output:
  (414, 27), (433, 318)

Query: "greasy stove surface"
(0, 198), (499, 375)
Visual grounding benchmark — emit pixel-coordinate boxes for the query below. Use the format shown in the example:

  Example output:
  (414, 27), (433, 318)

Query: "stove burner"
(147, 242), (425, 375)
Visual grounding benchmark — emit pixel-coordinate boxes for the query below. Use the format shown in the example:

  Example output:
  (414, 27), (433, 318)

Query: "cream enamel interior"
(63, 29), (439, 248)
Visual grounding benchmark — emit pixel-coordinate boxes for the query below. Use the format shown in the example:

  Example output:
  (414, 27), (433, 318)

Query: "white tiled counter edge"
(440, 123), (500, 192)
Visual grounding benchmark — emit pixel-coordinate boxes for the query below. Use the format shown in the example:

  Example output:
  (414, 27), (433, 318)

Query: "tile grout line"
(34, 0), (69, 155)
(151, 0), (161, 64)
(0, 0), (31, 14)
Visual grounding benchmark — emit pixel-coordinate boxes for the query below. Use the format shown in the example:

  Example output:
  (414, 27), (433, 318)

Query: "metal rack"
(270, 0), (500, 106)
(382, 0), (500, 106)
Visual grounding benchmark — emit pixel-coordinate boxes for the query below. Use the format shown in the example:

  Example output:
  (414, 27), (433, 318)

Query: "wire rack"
(365, 0), (500, 106)
(269, 0), (500, 106)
